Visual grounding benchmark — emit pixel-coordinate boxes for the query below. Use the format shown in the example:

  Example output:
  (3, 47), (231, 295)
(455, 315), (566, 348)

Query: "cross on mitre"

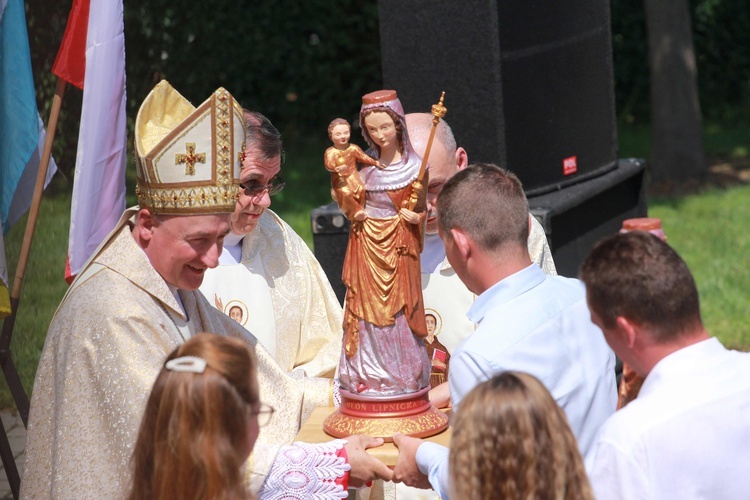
(175, 142), (206, 175)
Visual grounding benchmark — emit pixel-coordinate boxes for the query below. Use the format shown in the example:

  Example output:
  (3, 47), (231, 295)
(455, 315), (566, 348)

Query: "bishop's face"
(144, 213), (230, 291)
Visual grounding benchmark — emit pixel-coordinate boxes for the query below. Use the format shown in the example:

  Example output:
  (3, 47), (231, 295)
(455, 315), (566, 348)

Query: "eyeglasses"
(250, 403), (275, 427)
(238, 176), (285, 198)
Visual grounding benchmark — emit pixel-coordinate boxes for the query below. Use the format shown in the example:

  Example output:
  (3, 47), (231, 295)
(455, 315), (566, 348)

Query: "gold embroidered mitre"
(134, 80), (244, 214)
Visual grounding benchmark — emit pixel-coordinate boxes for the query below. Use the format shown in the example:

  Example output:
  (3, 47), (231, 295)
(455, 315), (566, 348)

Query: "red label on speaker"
(563, 156), (578, 176)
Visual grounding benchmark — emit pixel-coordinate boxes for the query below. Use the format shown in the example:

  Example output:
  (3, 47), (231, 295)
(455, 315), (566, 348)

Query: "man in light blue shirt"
(393, 163), (616, 498)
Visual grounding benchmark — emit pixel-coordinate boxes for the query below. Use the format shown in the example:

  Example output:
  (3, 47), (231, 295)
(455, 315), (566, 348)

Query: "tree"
(644, 0), (705, 182)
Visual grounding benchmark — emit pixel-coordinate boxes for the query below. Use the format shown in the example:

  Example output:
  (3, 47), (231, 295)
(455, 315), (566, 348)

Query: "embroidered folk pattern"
(260, 440), (350, 499)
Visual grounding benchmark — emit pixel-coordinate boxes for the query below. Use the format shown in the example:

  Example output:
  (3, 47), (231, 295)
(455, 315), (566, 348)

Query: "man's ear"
(450, 228), (472, 260)
(455, 147), (468, 170)
(135, 208), (156, 245)
(616, 316), (639, 349)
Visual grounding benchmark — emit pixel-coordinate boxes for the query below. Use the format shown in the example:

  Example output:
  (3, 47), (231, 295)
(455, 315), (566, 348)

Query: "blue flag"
(0, 0), (40, 232)
(0, 0), (58, 316)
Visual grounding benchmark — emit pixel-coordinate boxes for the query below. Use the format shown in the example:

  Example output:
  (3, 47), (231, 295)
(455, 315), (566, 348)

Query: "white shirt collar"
(220, 232), (245, 265)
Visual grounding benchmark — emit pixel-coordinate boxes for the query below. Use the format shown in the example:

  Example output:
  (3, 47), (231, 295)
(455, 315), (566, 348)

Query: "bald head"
(406, 113), (467, 234)
(405, 113), (457, 158)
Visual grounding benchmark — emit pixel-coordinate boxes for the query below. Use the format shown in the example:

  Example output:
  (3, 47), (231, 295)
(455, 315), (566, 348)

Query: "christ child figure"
(324, 118), (384, 221)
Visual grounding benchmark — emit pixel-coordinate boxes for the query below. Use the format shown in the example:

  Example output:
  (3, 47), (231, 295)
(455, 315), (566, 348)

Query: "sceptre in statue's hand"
(324, 118), (385, 222)
(402, 92), (447, 212)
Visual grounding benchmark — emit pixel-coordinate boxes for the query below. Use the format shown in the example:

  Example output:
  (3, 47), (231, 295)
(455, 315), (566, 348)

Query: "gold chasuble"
(21, 213), (332, 498)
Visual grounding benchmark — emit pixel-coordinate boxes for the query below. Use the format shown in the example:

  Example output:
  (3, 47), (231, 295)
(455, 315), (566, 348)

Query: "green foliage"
(25, 0), (381, 181)
(123, 0), (381, 137)
(692, 0), (750, 122)
(611, 0), (750, 125)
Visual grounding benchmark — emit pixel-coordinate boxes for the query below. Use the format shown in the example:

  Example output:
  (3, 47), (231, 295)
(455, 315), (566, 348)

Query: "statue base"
(323, 386), (448, 442)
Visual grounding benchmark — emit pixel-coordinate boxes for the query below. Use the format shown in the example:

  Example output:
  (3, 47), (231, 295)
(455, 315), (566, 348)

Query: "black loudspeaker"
(529, 158), (648, 277)
(310, 203), (350, 304)
(378, 0), (618, 196)
(311, 159), (647, 295)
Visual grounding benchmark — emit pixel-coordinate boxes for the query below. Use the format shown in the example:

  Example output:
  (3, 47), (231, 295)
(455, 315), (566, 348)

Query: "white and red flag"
(54, 0), (127, 282)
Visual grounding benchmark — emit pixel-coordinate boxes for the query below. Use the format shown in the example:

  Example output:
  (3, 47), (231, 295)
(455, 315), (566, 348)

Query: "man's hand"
(392, 433), (432, 489)
(399, 208), (420, 225)
(428, 382), (451, 409)
(345, 435), (393, 487)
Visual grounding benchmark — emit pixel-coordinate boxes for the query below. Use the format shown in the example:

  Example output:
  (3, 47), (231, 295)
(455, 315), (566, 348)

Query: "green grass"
(2, 126), (749, 408)
(650, 185), (750, 351)
(2, 178), (72, 407)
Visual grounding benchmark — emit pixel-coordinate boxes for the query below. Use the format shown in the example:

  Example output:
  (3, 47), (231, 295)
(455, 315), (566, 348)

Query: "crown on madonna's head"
(134, 80), (244, 215)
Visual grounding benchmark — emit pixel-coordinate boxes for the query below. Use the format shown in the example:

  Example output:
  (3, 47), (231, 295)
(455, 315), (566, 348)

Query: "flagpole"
(0, 77), (66, 427)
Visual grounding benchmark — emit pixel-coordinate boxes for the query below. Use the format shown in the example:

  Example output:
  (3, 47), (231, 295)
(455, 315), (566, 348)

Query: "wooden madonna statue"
(324, 90), (449, 439)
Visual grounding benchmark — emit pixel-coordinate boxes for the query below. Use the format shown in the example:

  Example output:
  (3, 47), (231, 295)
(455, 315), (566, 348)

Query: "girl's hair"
(128, 333), (259, 500)
(360, 107), (404, 154)
(450, 371), (594, 500)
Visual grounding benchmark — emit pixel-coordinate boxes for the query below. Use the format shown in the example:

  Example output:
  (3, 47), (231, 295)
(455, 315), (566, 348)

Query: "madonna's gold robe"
(21, 210), (332, 498)
(342, 184), (427, 357)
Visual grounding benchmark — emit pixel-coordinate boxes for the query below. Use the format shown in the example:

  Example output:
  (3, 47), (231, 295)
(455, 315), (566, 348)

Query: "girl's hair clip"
(165, 356), (207, 374)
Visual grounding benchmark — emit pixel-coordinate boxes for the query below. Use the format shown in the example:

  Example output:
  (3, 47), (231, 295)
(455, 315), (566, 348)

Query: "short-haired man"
(21, 82), (390, 498)
(580, 231), (750, 499)
(405, 113), (556, 407)
(393, 164), (615, 498)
